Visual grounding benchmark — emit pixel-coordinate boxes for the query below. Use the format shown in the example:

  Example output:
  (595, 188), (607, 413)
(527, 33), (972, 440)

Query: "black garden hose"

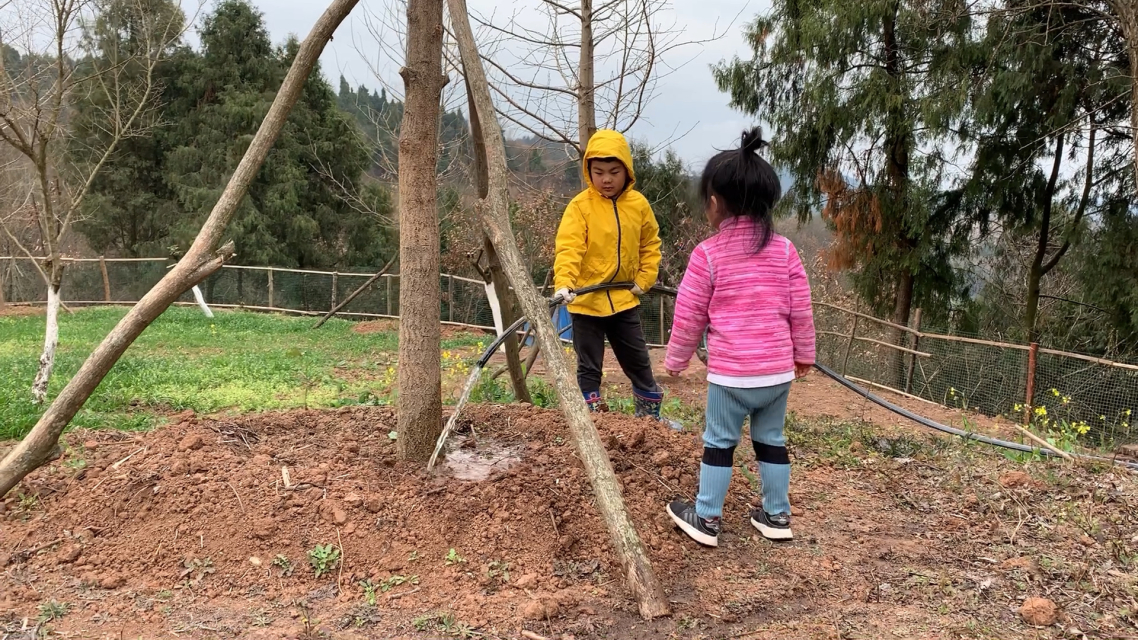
(813, 362), (1138, 472)
(475, 281), (637, 368)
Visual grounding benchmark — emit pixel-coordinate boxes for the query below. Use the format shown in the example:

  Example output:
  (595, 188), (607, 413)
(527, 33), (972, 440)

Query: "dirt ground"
(3, 367), (1137, 639)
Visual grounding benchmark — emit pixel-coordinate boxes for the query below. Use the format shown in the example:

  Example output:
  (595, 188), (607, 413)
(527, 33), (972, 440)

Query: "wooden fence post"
(99, 256), (111, 302)
(267, 268), (274, 308)
(0, 259), (6, 309)
(658, 295), (666, 345)
(448, 274), (454, 323)
(386, 275), (393, 316)
(1024, 341), (1039, 424)
(330, 271), (338, 311)
(841, 315), (860, 376)
(904, 308), (922, 394)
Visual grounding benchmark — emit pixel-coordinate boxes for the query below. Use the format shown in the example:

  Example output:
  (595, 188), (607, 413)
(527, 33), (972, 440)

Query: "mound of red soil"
(3, 402), (1134, 639)
(0, 406), (725, 637)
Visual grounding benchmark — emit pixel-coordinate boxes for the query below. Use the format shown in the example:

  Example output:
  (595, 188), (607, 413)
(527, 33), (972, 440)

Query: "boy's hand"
(795, 362), (813, 379)
(554, 288), (576, 304)
(631, 284), (644, 296)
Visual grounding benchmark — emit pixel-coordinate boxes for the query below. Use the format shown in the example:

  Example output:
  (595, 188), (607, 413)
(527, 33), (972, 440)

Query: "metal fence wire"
(3, 256), (1134, 444)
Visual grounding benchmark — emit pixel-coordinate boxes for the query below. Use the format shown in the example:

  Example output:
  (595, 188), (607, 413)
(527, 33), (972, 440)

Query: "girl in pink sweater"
(665, 129), (816, 546)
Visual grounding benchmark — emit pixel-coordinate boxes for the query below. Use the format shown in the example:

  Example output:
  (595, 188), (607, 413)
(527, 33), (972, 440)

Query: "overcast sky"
(184, 0), (767, 167)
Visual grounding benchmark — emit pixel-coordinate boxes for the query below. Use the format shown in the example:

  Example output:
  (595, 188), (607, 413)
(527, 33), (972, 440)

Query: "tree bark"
(577, 0), (597, 172)
(32, 281), (62, 404)
(448, 0), (670, 619)
(0, 0), (360, 499)
(466, 76), (530, 402)
(396, 0), (447, 463)
(1026, 134), (1066, 344)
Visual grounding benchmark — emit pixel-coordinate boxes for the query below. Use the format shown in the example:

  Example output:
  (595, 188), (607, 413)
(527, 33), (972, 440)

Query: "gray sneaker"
(750, 509), (793, 541)
(667, 500), (720, 547)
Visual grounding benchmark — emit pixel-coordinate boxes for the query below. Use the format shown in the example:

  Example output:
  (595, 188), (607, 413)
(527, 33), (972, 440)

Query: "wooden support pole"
(658, 295), (666, 345)
(448, 0), (669, 617)
(331, 271), (339, 310)
(448, 274), (454, 323)
(904, 308), (922, 394)
(99, 256), (111, 302)
(386, 275), (393, 316)
(842, 316), (859, 377)
(1024, 342), (1039, 424)
(267, 268), (274, 308)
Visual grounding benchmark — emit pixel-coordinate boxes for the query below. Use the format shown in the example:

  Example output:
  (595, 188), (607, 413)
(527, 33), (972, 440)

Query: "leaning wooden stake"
(447, 0), (669, 619)
(312, 255), (397, 329)
(0, 0), (361, 498)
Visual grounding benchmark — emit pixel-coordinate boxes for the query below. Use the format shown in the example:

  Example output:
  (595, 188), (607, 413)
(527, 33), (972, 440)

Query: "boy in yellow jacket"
(554, 130), (668, 420)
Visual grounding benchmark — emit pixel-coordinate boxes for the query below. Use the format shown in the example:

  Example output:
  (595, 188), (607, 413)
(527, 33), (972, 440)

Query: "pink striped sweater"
(665, 217), (816, 380)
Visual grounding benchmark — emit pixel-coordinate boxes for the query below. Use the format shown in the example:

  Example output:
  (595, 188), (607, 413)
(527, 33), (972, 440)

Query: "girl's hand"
(794, 362), (813, 379)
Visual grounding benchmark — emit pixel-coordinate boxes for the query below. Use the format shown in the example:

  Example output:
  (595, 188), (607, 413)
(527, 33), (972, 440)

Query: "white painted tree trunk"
(483, 280), (506, 352)
(192, 285), (214, 318)
(32, 285), (61, 404)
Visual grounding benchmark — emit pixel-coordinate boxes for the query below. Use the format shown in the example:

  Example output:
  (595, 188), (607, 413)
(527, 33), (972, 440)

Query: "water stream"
(426, 363), (484, 470)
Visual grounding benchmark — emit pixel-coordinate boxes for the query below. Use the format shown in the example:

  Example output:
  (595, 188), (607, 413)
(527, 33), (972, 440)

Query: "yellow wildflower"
(1034, 406), (1047, 417)
(1013, 404), (1023, 412)
(1061, 396), (1070, 405)
(1051, 388), (1060, 397)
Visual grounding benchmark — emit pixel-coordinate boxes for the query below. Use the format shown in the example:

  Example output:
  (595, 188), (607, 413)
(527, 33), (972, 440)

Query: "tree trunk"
(467, 75), (530, 402)
(396, 0), (447, 463)
(0, 0), (359, 499)
(1120, 2), (1138, 193)
(882, 4), (914, 386)
(1026, 134), (1066, 344)
(577, 0), (596, 172)
(448, 0), (670, 619)
(32, 279), (62, 404)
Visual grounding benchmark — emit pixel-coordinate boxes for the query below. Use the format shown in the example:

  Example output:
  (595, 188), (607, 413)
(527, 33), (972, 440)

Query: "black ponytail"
(699, 127), (782, 251)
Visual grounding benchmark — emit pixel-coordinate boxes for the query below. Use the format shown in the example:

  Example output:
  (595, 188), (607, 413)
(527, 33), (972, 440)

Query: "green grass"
(0, 307), (484, 440)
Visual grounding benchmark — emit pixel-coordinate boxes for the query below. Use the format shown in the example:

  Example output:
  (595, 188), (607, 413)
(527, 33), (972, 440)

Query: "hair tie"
(740, 127), (768, 155)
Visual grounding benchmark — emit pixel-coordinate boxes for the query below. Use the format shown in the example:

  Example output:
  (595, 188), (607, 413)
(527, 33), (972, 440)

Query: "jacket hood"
(582, 130), (636, 194)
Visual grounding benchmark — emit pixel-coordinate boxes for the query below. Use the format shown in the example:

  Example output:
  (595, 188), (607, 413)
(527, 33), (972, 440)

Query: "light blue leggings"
(696, 382), (792, 519)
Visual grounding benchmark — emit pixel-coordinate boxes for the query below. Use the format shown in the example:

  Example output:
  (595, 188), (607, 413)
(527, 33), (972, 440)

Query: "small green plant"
(469, 371), (510, 404)
(155, 590), (174, 601)
(359, 579), (379, 606)
(37, 600), (70, 623)
(526, 377), (558, 408)
(307, 544), (341, 579)
(250, 609), (273, 627)
(381, 574), (418, 592)
(408, 550), (420, 562)
(272, 554), (294, 577)
(486, 560), (511, 587)
(178, 557), (215, 588)
(17, 492), (38, 512)
(737, 462), (761, 493)
(412, 611), (476, 638)
(444, 548), (465, 566)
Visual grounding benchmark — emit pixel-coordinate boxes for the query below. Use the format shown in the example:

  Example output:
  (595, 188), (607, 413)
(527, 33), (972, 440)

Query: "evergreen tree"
(949, 0), (1130, 346)
(713, 0), (975, 331)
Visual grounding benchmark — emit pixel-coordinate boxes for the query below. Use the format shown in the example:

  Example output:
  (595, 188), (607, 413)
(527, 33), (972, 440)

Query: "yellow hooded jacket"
(554, 130), (662, 317)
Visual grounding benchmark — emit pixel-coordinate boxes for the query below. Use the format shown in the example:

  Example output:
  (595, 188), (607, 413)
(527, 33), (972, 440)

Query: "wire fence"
(813, 302), (1137, 447)
(4, 256), (1132, 445)
(0, 256), (674, 347)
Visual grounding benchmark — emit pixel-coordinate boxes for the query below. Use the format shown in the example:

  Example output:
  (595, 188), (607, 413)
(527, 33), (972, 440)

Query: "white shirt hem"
(707, 371), (795, 389)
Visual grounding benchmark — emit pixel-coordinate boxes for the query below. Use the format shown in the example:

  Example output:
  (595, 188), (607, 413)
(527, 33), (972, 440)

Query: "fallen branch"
(0, 0), (361, 498)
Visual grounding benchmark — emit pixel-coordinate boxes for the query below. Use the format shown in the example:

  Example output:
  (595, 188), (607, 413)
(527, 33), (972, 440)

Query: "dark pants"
(571, 308), (658, 397)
